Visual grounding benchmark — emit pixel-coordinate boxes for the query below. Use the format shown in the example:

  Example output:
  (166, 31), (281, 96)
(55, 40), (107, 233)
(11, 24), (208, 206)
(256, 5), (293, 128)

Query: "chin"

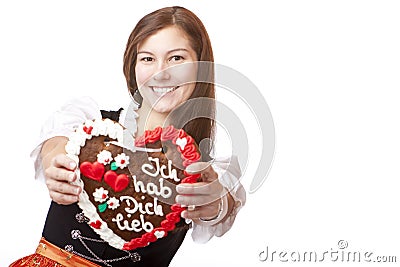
(151, 103), (174, 114)
(151, 98), (184, 114)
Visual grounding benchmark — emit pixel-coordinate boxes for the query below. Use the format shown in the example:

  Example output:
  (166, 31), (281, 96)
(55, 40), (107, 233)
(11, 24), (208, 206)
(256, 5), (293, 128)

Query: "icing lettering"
(120, 195), (164, 217)
(111, 196), (164, 233)
(133, 175), (173, 199)
(142, 157), (180, 182)
(112, 213), (153, 233)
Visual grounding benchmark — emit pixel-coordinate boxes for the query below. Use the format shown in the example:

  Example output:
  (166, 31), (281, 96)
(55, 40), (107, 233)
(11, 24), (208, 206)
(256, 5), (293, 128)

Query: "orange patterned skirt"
(9, 253), (66, 267)
(9, 237), (100, 267)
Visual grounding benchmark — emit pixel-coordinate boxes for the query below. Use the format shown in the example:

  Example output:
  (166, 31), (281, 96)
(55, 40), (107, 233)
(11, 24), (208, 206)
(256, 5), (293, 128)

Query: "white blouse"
(30, 96), (246, 243)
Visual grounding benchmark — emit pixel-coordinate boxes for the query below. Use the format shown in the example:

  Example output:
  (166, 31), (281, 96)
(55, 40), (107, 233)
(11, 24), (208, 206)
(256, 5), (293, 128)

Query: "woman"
(10, 6), (245, 267)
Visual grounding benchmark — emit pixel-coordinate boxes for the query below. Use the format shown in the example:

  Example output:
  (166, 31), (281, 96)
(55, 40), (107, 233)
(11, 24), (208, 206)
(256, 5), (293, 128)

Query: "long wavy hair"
(123, 6), (216, 160)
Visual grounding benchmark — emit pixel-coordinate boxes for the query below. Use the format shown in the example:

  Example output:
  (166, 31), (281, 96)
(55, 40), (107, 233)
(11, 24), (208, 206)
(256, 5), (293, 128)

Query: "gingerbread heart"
(65, 118), (201, 251)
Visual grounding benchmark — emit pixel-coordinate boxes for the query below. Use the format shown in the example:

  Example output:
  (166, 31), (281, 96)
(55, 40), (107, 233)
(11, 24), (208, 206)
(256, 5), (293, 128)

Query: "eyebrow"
(137, 48), (190, 55)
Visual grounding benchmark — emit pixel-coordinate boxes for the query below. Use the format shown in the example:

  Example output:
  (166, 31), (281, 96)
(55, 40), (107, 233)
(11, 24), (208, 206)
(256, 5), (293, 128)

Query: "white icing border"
(66, 118), (127, 249)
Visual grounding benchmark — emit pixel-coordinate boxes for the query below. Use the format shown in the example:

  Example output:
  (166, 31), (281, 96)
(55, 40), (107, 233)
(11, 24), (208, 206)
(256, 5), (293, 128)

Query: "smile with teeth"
(151, 86), (179, 94)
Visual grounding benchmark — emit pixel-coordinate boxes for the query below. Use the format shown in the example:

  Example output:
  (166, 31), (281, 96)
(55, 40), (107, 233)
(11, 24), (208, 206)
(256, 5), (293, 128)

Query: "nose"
(153, 62), (171, 81)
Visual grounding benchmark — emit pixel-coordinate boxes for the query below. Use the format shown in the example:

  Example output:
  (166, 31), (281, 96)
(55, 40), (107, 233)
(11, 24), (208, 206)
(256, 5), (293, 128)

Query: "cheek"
(181, 65), (197, 97)
(135, 65), (153, 88)
(171, 63), (198, 85)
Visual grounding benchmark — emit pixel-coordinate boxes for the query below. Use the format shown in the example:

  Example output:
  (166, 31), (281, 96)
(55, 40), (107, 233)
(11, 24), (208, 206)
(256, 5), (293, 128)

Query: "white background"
(1, 1), (399, 266)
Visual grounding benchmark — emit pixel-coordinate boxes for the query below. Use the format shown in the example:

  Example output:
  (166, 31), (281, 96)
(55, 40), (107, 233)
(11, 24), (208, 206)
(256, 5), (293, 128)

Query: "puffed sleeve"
(191, 155), (246, 243)
(30, 96), (102, 182)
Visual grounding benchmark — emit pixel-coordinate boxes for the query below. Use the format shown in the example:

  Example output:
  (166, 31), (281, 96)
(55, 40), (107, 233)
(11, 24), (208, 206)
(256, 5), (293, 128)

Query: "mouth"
(150, 86), (179, 94)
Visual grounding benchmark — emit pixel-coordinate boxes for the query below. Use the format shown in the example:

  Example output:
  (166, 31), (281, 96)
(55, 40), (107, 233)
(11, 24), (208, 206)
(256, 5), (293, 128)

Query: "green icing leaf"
(98, 202), (108, 213)
(111, 162), (118, 171)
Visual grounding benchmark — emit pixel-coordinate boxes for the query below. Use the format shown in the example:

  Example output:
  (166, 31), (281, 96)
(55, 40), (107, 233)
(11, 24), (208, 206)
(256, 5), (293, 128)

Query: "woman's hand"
(176, 162), (232, 223)
(41, 137), (81, 205)
(44, 154), (81, 205)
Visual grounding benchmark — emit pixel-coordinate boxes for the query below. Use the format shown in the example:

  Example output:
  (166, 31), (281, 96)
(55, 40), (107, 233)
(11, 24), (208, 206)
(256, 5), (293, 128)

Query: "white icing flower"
(107, 197), (120, 210)
(97, 150), (113, 165)
(114, 153), (129, 169)
(93, 187), (108, 203)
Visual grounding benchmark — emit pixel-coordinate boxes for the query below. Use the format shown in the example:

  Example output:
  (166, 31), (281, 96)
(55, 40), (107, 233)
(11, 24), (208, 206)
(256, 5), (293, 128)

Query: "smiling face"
(135, 26), (198, 114)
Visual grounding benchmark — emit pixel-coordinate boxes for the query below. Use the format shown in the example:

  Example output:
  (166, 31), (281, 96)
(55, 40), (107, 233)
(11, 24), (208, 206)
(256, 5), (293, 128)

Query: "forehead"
(137, 26), (193, 52)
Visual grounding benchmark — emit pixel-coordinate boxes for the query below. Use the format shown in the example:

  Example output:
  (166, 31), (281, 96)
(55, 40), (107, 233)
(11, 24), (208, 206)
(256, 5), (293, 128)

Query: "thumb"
(185, 162), (218, 182)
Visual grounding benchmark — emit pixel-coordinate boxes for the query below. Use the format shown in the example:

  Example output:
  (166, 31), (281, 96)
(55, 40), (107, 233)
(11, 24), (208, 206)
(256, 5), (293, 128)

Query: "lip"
(149, 86), (180, 94)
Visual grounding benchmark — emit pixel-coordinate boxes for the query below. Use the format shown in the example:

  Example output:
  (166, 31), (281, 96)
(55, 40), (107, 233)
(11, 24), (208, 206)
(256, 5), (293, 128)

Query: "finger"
(185, 162), (218, 182)
(49, 190), (79, 205)
(45, 166), (76, 183)
(185, 162), (211, 173)
(175, 194), (219, 207)
(176, 181), (223, 195)
(52, 154), (77, 171)
(181, 202), (220, 220)
(46, 179), (81, 196)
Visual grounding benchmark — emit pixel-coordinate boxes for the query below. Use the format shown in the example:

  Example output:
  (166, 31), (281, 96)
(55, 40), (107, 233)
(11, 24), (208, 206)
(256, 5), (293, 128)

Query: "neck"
(136, 101), (169, 137)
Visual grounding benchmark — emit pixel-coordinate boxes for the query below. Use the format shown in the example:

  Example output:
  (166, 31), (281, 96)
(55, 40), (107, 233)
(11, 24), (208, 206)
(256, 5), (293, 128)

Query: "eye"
(170, 55), (184, 62)
(140, 56), (154, 62)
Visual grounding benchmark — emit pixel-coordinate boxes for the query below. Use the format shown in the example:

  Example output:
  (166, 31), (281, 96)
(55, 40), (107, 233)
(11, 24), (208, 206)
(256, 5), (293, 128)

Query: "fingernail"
(185, 166), (195, 173)
(70, 162), (76, 169)
(76, 187), (81, 195)
(176, 185), (183, 193)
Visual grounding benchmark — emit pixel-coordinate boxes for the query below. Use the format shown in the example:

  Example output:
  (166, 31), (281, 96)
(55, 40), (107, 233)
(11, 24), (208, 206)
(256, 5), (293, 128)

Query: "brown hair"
(123, 6), (216, 160)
